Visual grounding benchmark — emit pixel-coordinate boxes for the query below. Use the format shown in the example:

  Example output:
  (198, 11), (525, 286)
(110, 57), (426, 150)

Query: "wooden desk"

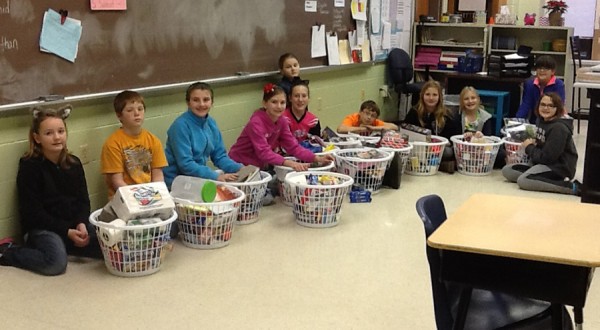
(428, 193), (600, 329)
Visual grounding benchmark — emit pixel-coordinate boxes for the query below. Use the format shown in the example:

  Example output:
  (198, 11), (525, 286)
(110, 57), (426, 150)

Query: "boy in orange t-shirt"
(337, 100), (398, 134)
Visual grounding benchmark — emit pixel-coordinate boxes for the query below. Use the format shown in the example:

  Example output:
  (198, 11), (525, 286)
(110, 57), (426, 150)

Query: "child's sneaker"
(0, 237), (15, 257)
(572, 180), (582, 196)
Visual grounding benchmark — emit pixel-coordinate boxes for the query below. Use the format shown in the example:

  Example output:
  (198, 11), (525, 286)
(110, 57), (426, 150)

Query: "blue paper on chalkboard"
(39, 9), (82, 63)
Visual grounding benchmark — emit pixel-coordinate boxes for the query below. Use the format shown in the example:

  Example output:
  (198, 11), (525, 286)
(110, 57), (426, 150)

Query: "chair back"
(388, 48), (414, 87)
(570, 36), (583, 76)
(416, 194), (454, 330)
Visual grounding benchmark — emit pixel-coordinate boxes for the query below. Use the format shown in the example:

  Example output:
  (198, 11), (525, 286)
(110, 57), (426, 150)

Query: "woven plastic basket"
(405, 136), (449, 176)
(171, 176), (245, 249)
(380, 143), (413, 174)
(502, 137), (530, 165)
(274, 159), (335, 206)
(226, 171), (272, 225)
(451, 135), (503, 176)
(334, 148), (394, 193)
(328, 133), (363, 149)
(285, 171), (354, 228)
(89, 209), (177, 277)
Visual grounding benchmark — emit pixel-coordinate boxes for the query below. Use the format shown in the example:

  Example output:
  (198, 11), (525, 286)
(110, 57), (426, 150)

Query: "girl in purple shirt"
(229, 84), (333, 171)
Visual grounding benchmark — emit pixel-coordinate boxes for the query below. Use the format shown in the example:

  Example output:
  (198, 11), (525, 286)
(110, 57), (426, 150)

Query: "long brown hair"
(23, 105), (75, 169)
(416, 80), (450, 130)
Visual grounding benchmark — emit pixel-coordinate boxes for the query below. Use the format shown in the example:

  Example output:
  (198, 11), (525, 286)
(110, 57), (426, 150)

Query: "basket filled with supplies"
(226, 167), (272, 225)
(170, 176), (245, 249)
(405, 136), (449, 176)
(89, 208), (177, 277)
(285, 171), (354, 228)
(451, 135), (504, 176)
(502, 137), (531, 165)
(274, 158), (335, 206)
(334, 148), (393, 193)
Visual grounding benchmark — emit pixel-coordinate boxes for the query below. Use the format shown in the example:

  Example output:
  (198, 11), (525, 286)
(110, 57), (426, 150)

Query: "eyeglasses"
(361, 111), (378, 119)
(539, 102), (556, 109)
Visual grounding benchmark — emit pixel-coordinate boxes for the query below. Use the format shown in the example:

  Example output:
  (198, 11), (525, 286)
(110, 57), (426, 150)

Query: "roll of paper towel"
(99, 219), (126, 246)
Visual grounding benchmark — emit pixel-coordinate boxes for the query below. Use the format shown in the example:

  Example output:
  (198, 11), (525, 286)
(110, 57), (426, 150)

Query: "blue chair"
(416, 194), (573, 330)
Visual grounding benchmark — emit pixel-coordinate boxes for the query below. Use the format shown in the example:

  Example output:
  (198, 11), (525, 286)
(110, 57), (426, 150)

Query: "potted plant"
(543, 1), (568, 26)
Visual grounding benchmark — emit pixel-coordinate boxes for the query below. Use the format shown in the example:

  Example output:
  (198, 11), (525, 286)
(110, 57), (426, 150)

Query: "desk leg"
(495, 97), (504, 136)
(453, 287), (472, 330)
(574, 307), (583, 330)
(551, 304), (564, 330)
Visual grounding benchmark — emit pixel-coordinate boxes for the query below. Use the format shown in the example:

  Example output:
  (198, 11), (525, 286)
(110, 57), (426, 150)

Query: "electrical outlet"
(360, 89), (365, 101)
(317, 97), (322, 111)
(379, 85), (389, 98)
(79, 144), (90, 164)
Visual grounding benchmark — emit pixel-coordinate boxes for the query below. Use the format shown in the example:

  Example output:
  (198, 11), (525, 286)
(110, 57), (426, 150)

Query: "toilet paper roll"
(99, 219), (126, 247)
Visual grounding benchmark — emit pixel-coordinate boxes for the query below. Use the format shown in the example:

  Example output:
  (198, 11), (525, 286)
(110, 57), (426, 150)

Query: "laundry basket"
(328, 133), (363, 149)
(285, 171), (354, 228)
(227, 171), (272, 225)
(274, 159), (335, 206)
(334, 148), (394, 193)
(380, 143), (413, 174)
(170, 176), (245, 249)
(451, 135), (503, 176)
(405, 136), (449, 176)
(502, 137), (530, 165)
(89, 209), (177, 277)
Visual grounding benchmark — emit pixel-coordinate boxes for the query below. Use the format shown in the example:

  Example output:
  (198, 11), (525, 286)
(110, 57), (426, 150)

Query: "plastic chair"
(569, 36), (589, 134)
(416, 194), (573, 330)
(387, 48), (427, 116)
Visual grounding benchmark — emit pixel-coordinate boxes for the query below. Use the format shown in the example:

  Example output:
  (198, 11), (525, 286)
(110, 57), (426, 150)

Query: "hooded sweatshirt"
(525, 116), (578, 179)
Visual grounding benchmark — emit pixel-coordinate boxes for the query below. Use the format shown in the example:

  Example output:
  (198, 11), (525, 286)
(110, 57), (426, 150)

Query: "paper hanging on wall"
(351, 0), (367, 21)
(361, 39), (371, 62)
(90, 0), (127, 10)
(327, 32), (341, 65)
(311, 24), (327, 58)
(39, 9), (82, 63)
(382, 21), (391, 49)
(338, 40), (351, 64)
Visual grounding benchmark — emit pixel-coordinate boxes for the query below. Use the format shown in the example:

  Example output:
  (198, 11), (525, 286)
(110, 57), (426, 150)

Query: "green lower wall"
(0, 63), (393, 238)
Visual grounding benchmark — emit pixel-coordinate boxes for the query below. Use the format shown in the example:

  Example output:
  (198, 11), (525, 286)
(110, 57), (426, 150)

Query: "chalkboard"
(0, 0), (354, 106)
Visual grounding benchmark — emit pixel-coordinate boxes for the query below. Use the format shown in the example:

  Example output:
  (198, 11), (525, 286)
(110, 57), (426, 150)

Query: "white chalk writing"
(0, 0), (9, 15)
(0, 36), (18, 52)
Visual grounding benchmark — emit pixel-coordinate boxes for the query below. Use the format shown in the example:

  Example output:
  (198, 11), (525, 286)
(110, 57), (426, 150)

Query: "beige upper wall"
(0, 63), (391, 238)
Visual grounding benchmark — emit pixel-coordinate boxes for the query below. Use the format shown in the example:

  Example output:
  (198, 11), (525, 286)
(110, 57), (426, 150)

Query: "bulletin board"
(0, 0), (355, 107)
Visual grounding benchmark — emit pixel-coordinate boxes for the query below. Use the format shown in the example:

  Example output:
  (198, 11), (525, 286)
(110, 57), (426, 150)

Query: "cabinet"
(487, 25), (573, 80)
(413, 23), (488, 75)
(411, 23), (573, 80)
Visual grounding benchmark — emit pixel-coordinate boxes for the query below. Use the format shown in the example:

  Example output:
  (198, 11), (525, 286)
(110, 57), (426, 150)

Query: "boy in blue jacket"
(516, 55), (565, 124)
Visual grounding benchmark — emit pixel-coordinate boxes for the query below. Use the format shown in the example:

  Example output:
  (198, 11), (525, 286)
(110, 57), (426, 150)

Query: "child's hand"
(364, 125), (383, 131)
(217, 173), (238, 182)
(314, 154), (334, 164)
(69, 225), (90, 247)
(353, 126), (368, 133)
(463, 131), (474, 140)
(522, 138), (535, 148)
(284, 159), (309, 171)
(474, 131), (483, 138)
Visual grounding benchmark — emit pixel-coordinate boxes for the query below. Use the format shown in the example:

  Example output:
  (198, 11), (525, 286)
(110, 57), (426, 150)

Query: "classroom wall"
(0, 63), (392, 239)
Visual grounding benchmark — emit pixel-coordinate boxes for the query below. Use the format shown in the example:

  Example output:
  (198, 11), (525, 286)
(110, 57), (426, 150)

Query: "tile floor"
(1, 121), (597, 330)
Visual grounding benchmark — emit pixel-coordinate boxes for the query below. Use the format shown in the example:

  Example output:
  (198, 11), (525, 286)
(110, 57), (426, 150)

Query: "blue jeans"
(1, 224), (102, 276)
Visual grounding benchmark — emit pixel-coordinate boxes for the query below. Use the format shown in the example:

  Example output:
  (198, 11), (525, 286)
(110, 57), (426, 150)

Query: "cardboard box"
(111, 182), (175, 221)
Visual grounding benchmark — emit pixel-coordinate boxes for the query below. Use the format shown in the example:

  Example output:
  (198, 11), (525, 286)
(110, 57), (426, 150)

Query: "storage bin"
(451, 135), (503, 176)
(89, 209), (177, 277)
(285, 171), (354, 228)
(405, 136), (449, 176)
(334, 148), (394, 193)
